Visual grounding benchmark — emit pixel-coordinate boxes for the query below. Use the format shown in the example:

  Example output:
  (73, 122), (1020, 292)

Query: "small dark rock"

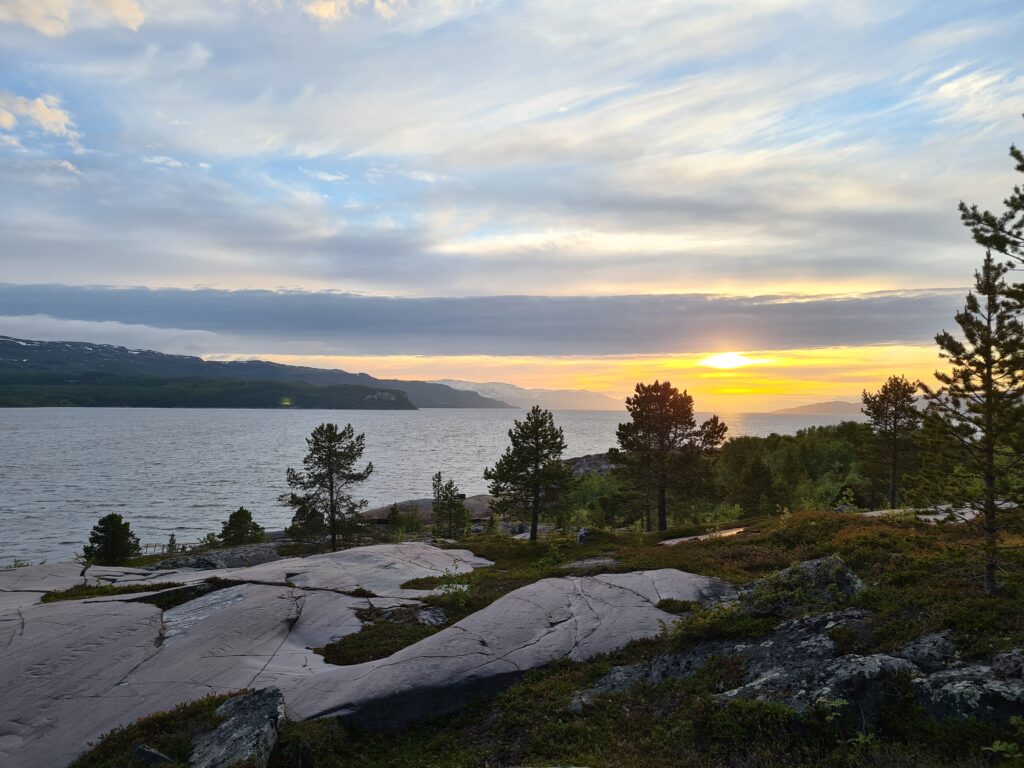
(415, 606), (447, 626)
(897, 631), (957, 673)
(189, 688), (285, 768)
(993, 650), (1024, 680)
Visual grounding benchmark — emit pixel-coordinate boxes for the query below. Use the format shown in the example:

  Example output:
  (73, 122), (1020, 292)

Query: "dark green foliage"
(282, 423), (373, 552)
(861, 374), (922, 509)
(485, 405), (573, 543)
(614, 381), (727, 531)
(68, 692), (236, 768)
(316, 606), (441, 666)
(431, 472), (469, 540)
(82, 513), (141, 565)
(219, 506), (266, 546)
(285, 500), (329, 549)
(918, 253), (1024, 595)
(0, 371), (415, 409)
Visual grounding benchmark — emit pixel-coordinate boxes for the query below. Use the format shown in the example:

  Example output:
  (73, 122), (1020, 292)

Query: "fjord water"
(0, 408), (861, 565)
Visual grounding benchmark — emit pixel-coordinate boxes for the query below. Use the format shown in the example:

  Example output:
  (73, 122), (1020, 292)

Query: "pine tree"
(959, 121), (1024, 266)
(485, 406), (572, 543)
(82, 513), (140, 565)
(615, 381), (727, 531)
(166, 532), (178, 555)
(920, 253), (1024, 596)
(861, 374), (921, 509)
(431, 471), (469, 540)
(280, 423), (373, 552)
(219, 506), (266, 546)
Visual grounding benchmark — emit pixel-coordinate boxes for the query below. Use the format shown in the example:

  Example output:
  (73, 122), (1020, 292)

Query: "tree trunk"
(530, 492), (540, 543)
(657, 483), (667, 531)
(888, 440), (898, 509)
(983, 444), (998, 596)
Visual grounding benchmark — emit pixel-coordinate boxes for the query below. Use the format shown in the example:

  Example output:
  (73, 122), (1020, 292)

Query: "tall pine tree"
(615, 381), (727, 531)
(959, 120), (1024, 266)
(920, 253), (1024, 595)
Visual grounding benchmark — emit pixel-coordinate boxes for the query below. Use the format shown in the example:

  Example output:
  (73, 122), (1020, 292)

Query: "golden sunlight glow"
(214, 343), (946, 413)
(699, 352), (771, 369)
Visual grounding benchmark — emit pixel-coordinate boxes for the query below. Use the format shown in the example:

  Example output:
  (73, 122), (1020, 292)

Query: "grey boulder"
(189, 688), (285, 768)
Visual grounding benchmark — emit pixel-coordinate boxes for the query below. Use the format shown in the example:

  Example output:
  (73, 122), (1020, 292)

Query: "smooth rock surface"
(101, 542), (493, 599)
(276, 568), (736, 726)
(0, 561), (86, 597)
(189, 688), (285, 768)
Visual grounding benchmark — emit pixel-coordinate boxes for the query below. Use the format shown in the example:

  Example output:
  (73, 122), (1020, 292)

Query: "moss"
(69, 692), (239, 768)
(41, 581), (184, 603)
(316, 606), (441, 666)
(656, 598), (700, 614)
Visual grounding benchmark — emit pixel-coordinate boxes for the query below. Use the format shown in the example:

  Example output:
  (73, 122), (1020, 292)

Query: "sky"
(1, 0), (1023, 410)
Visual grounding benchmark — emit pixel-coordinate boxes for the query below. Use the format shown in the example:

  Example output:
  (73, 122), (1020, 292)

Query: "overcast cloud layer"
(1, 1), (1023, 305)
(0, 284), (965, 356)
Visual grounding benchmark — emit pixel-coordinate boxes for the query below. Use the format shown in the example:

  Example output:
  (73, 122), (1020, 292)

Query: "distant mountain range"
(772, 400), (864, 415)
(433, 379), (622, 410)
(0, 336), (511, 409)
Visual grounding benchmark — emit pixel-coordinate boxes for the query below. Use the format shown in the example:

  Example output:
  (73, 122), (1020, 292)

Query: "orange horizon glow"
(205, 343), (947, 413)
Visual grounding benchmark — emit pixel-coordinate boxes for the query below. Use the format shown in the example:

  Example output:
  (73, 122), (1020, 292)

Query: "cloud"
(0, 284), (966, 357)
(0, 93), (78, 138)
(142, 154), (185, 168)
(300, 0), (408, 27)
(302, 167), (349, 182)
(0, 0), (143, 37)
(0, 313), (223, 353)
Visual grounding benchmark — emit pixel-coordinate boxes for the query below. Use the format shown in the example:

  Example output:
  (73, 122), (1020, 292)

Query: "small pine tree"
(861, 374), (921, 509)
(280, 423), (373, 551)
(285, 499), (329, 549)
(919, 253), (1024, 596)
(166, 532), (178, 555)
(431, 471), (469, 540)
(83, 513), (140, 565)
(485, 406), (573, 543)
(219, 506), (266, 546)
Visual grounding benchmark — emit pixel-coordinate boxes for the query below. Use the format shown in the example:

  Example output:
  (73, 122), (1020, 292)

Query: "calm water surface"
(0, 408), (862, 565)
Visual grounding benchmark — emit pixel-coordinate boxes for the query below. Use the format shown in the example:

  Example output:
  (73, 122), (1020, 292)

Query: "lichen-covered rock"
(913, 664), (1024, 726)
(737, 555), (863, 618)
(800, 654), (916, 724)
(189, 688), (285, 768)
(146, 542), (284, 571)
(897, 631), (957, 673)
(574, 609), (914, 727)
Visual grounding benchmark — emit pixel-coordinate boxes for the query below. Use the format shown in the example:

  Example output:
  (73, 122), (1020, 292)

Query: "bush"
(219, 506), (266, 546)
(82, 513), (140, 565)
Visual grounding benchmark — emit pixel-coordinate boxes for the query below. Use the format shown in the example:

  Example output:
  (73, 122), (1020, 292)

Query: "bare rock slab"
(279, 568), (735, 726)
(0, 600), (165, 768)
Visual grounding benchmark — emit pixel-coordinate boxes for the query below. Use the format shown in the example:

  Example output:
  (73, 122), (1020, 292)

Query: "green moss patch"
(316, 606), (441, 666)
(41, 581), (184, 603)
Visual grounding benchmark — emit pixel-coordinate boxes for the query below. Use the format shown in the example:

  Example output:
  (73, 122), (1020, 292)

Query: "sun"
(699, 352), (770, 369)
